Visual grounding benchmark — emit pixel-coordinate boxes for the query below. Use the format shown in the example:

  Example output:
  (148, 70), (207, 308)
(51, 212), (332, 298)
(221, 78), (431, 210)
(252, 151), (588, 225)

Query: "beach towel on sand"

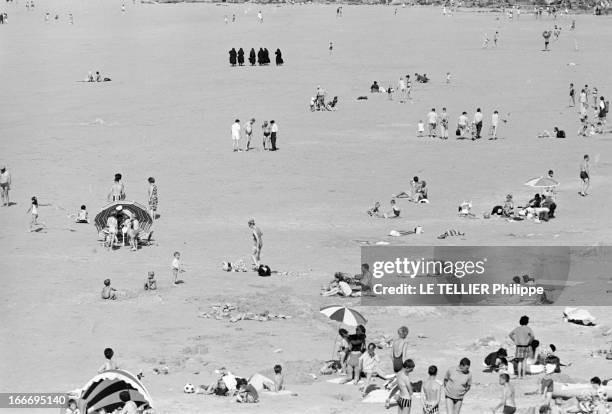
(438, 229), (465, 239)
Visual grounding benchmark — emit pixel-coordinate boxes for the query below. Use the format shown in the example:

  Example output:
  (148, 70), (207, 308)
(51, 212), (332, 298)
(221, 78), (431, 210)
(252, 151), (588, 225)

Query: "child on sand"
(444, 358), (472, 414)
(98, 347), (118, 373)
(144, 271), (157, 291)
(540, 365), (554, 406)
(272, 365), (285, 391)
(65, 399), (80, 414)
(491, 373), (516, 414)
(171, 251), (182, 285)
(76, 205), (88, 223)
(417, 121), (425, 137)
(26, 196), (40, 231)
(579, 155), (589, 196)
(101, 279), (117, 300)
(422, 365), (442, 414)
(116, 391), (138, 414)
(508, 315), (535, 378)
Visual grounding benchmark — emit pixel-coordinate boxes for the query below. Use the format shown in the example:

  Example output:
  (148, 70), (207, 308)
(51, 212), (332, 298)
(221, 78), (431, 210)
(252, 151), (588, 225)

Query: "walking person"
(257, 10), (263, 23)
(231, 119), (241, 152)
(490, 110), (499, 140)
(473, 108), (484, 139)
(147, 177), (158, 222)
(0, 165), (11, 207)
(440, 107), (449, 139)
(444, 358), (472, 414)
(569, 83), (575, 107)
(248, 219), (262, 269)
(270, 120), (278, 151)
(579, 154), (589, 196)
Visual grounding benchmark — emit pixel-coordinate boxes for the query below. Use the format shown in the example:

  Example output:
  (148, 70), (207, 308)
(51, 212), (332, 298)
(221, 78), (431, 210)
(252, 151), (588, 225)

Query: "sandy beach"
(0, 1), (611, 413)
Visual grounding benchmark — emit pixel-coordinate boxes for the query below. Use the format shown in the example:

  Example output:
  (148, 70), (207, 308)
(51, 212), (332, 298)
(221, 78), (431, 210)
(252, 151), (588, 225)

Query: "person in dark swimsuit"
(391, 326), (409, 373)
(346, 325), (366, 384)
(579, 154), (589, 196)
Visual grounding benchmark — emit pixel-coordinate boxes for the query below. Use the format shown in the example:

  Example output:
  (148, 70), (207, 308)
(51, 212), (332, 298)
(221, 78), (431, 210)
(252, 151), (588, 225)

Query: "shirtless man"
(396, 359), (414, 414)
(249, 219), (263, 268)
(0, 165), (11, 206)
(492, 374), (516, 414)
(108, 173), (125, 202)
(579, 154), (589, 196)
(244, 118), (255, 151)
(508, 316), (534, 378)
(422, 365), (442, 414)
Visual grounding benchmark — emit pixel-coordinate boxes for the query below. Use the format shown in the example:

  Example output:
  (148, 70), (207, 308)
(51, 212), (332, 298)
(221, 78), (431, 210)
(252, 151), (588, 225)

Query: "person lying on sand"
(321, 272), (358, 297)
(438, 229), (465, 239)
(393, 176), (421, 200)
(458, 201), (476, 218)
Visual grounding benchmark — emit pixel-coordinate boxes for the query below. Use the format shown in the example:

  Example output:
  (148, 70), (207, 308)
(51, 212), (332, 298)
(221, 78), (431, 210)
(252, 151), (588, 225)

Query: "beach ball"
(183, 383), (195, 394)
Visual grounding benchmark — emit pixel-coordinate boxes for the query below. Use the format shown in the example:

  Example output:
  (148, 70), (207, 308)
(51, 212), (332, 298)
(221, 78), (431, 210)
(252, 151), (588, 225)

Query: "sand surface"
(1, 2), (611, 413)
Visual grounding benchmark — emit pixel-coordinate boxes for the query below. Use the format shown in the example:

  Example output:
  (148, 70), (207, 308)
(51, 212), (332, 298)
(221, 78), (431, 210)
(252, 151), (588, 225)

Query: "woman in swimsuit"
(346, 325), (366, 385)
(391, 326), (410, 373)
(579, 154), (589, 196)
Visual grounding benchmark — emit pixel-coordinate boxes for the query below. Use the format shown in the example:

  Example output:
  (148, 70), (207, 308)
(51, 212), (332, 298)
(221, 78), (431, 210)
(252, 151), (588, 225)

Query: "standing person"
(171, 251), (182, 285)
(249, 48), (256, 66)
(231, 119), (241, 152)
(584, 85), (591, 107)
(492, 374), (516, 414)
(248, 219), (262, 268)
(329, 41), (333, 54)
(440, 107), (449, 139)
(405, 75), (412, 100)
(391, 326), (410, 373)
(473, 108), (484, 139)
(395, 359), (415, 414)
(270, 120), (278, 151)
(26, 196), (40, 231)
(543, 30), (551, 51)
(591, 87), (598, 109)
(482, 32), (489, 48)
(569, 83), (575, 107)
(98, 347), (118, 373)
(0, 165), (11, 207)
(457, 112), (468, 138)
(398, 77), (407, 103)
(232, 13), (236, 22)
(427, 108), (437, 138)
(108, 173), (125, 202)
(444, 358), (472, 414)
(579, 88), (587, 112)
(508, 316), (535, 378)
(422, 365), (442, 414)
(147, 177), (158, 221)
(121, 2), (125, 12)
(262, 121), (271, 150)
(493, 31), (499, 47)
(597, 96), (607, 133)
(275, 49), (283, 66)
(229, 48), (237, 66)
(490, 110), (499, 139)
(579, 154), (589, 196)
(237, 48), (245, 66)
(257, 10), (262, 22)
(244, 118), (255, 151)
(346, 325), (366, 385)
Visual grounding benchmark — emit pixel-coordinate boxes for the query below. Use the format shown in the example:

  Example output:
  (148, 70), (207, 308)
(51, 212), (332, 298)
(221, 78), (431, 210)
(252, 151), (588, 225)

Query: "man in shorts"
(231, 119), (241, 152)
(427, 108), (437, 138)
(440, 107), (449, 139)
(0, 165), (11, 207)
(508, 315), (534, 378)
(244, 118), (255, 151)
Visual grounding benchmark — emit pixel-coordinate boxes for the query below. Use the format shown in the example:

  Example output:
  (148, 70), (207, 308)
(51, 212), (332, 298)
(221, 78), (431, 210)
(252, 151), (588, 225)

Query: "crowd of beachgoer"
(229, 47), (283, 66)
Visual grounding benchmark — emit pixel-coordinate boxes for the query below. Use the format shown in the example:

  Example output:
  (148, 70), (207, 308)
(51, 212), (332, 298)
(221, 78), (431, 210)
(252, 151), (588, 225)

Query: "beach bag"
(258, 264), (271, 277)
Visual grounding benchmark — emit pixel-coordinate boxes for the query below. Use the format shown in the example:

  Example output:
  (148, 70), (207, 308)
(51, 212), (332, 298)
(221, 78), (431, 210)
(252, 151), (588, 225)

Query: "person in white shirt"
(427, 108), (438, 138)
(270, 120), (278, 151)
(457, 112), (468, 138)
(359, 343), (386, 396)
(231, 119), (241, 152)
(490, 110), (499, 140)
(398, 77), (407, 103)
(257, 10), (263, 22)
(473, 108), (484, 139)
(440, 107), (449, 139)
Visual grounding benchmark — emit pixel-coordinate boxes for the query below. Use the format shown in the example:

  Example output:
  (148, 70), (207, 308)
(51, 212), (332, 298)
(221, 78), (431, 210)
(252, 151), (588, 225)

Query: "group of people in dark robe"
(229, 48), (284, 67)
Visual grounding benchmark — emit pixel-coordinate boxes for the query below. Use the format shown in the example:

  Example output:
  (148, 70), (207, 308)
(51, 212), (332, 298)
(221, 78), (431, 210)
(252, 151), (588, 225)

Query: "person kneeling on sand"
(101, 278), (117, 300)
(367, 200), (400, 218)
(76, 205), (89, 223)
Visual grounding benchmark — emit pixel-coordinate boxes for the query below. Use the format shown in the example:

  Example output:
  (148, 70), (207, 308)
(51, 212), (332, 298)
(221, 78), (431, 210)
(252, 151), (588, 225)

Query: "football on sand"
(183, 383), (195, 394)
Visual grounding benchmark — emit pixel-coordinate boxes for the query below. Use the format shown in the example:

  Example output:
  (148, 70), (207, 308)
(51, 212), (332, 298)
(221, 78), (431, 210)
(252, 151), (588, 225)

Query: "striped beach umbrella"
(94, 201), (153, 233)
(524, 177), (559, 188)
(75, 369), (153, 413)
(320, 305), (367, 326)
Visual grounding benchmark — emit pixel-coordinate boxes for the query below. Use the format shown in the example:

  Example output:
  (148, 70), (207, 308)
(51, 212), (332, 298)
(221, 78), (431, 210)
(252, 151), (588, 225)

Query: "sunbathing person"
(394, 176), (421, 200)
(416, 181), (429, 203)
(458, 201), (476, 218)
(326, 96), (339, 111)
(491, 194), (514, 217)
